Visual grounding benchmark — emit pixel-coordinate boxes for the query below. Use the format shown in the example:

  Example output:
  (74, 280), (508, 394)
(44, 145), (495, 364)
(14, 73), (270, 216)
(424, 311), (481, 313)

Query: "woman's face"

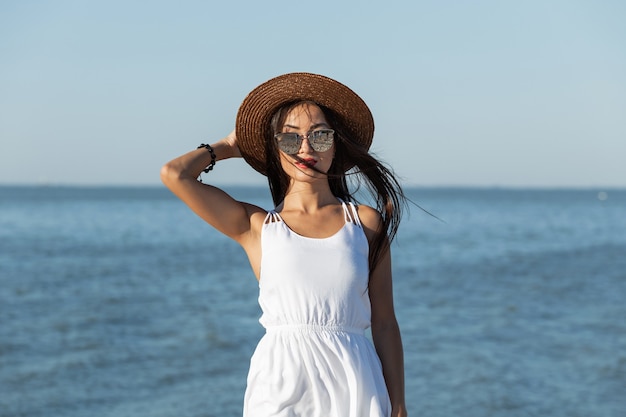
(277, 102), (334, 181)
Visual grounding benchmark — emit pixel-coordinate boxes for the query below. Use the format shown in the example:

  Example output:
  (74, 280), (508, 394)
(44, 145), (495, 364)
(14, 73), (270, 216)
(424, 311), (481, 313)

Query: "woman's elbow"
(160, 162), (181, 187)
(371, 312), (400, 337)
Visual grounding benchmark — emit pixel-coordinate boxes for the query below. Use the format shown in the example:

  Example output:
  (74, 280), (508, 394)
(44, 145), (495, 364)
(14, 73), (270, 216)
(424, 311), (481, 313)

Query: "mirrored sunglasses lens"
(310, 130), (334, 152)
(276, 133), (300, 154)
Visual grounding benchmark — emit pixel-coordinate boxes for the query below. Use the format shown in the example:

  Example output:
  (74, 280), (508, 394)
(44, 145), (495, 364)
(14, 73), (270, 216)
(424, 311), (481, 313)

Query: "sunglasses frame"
(274, 129), (335, 154)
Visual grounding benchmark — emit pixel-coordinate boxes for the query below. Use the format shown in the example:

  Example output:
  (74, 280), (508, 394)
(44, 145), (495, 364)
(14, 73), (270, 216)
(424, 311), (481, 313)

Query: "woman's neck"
(280, 181), (339, 213)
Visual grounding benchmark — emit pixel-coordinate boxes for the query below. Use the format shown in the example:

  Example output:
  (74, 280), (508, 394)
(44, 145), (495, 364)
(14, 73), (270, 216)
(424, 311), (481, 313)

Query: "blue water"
(1, 186), (625, 417)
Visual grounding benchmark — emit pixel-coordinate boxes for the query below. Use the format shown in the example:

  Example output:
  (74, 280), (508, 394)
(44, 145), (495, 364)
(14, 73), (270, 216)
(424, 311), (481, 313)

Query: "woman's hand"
(222, 129), (241, 158)
(392, 405), (408, 417)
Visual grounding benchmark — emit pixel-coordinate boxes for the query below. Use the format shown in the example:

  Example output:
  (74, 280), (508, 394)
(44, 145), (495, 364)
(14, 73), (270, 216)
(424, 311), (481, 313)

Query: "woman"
(161, 73), (407, 417)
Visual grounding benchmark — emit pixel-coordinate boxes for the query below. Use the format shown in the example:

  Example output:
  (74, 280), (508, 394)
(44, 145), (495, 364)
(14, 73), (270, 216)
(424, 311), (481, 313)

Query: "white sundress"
(243, 201), (391, 417)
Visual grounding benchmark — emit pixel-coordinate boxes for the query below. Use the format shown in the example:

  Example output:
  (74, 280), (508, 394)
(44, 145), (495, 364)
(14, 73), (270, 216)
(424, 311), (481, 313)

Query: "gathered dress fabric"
(243, 201), (391, 417)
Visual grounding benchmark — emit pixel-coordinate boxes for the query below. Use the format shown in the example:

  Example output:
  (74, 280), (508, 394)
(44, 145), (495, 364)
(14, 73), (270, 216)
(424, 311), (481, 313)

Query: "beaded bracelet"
(197, 143), (216, 182)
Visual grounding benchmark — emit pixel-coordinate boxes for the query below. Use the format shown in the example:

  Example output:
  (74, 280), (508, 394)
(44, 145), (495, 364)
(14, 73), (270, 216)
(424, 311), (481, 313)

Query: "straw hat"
(235, 72), (374, 175)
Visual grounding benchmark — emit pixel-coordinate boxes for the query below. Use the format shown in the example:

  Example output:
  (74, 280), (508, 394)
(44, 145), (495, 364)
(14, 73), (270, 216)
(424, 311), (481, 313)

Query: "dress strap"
(265, 203), (361, 227)
(340, 200), (362, 227)
(263, 211), (283, 225)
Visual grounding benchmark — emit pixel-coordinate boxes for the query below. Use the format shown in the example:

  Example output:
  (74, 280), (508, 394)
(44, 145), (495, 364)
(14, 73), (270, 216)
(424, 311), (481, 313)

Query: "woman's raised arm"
(160, 130), (265, 244)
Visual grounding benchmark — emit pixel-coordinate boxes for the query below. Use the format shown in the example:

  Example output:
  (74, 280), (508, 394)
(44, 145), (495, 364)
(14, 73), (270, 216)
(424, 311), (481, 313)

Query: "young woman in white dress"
(161, 73), (408, 417)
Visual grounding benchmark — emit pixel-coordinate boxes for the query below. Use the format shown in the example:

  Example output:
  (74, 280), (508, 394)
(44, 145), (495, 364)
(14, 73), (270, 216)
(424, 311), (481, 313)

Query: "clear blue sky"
(1, 0), (625, 187)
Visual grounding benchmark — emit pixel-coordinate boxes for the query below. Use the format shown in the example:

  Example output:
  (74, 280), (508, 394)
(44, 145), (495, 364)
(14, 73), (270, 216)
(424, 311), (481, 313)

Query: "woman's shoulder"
(241, 201), (269, 220)
(234, 202), (267, 232)
(355, 204), (382, 235)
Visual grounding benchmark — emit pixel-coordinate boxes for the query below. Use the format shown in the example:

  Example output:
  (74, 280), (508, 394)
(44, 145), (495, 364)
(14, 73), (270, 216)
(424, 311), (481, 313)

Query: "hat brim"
(235, 72), (374, 176)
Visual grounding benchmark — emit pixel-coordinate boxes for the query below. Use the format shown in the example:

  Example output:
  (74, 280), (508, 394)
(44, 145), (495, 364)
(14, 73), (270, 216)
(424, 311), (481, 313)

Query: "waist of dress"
(264, 323), (365, 335)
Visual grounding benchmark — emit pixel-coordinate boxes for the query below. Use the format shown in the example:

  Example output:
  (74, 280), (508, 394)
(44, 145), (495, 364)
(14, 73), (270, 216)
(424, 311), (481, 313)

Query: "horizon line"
(1, 182), (624, 191)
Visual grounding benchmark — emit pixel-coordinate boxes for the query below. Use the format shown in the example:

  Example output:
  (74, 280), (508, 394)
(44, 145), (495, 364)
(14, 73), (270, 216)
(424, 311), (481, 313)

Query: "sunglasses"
(274, 129), (335, 154)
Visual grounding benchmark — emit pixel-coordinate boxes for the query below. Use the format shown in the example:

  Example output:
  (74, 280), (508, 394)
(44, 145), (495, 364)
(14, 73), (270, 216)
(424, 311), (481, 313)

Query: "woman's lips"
(295, 158), (317, 169)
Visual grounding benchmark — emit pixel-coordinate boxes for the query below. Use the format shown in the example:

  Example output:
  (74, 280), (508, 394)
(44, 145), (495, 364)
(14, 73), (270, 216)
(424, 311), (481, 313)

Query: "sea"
(0, 185), (625, 417)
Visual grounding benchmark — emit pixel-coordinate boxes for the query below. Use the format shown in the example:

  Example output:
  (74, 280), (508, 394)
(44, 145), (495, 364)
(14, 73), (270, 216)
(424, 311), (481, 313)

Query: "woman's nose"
(299, 137), (313, 153)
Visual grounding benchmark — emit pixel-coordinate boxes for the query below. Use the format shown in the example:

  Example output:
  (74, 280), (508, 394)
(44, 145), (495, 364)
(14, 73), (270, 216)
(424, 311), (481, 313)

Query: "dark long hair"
(265, 101), (406, 273)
